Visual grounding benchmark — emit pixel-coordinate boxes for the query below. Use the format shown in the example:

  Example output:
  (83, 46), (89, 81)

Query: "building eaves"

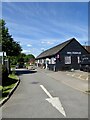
(36, 38), (76, 59)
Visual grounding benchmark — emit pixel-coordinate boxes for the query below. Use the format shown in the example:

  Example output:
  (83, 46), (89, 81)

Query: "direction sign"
(0, 52), (6, 56)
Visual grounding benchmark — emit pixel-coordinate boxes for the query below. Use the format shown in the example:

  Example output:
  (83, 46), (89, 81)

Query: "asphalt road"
(2, 68), (88, 118)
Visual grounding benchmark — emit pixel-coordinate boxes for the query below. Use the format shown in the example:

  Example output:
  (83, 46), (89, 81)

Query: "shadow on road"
(15, 69), (37, 75)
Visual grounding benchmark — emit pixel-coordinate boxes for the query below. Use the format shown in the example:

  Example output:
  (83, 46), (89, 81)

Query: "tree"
(0, 19), (22, 56)
(17, 53), (26, 63)
(17, 53), (35, 64)
(24, 54), (35, 63)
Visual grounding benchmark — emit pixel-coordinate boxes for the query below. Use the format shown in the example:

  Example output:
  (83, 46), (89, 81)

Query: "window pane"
(65, 56), (71, 64)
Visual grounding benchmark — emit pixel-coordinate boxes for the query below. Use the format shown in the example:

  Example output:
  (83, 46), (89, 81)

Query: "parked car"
(28, 64), (36, 70)
(80, 54), (90, 72)
(15, 63), (26, 69)
(15, 64), (19, 69)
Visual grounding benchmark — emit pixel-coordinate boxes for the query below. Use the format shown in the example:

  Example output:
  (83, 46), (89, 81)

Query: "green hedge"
(2, 65), (9, 86)
(0, 64), (2, 85)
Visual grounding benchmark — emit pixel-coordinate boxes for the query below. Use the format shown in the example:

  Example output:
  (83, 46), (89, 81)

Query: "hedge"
(2, 65), (9, 86)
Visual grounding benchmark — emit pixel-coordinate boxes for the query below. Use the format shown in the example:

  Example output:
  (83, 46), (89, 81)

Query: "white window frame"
(65, 56), (71, 64)
(77, 56), (80, 63)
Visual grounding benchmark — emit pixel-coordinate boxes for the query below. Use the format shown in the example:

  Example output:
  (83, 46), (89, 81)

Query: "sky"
(1, 0), (89, 2)
(2, 2), (88, 57)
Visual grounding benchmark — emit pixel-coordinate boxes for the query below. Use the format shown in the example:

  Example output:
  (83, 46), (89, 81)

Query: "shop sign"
(67, 52), (81, 55)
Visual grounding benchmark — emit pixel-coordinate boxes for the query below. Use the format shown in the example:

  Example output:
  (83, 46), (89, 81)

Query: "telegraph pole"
(85, 42), (87, 49)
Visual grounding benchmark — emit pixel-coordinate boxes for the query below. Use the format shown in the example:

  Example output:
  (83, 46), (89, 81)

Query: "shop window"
(51, 57), (56, 64)
(65, 56), (71, 64)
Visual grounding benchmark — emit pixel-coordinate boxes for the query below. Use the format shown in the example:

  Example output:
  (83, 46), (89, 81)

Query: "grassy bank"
(0, 74), (19, 101)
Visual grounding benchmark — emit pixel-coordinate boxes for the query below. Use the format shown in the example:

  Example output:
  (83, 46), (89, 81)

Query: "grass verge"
(0, 74), (19, 101)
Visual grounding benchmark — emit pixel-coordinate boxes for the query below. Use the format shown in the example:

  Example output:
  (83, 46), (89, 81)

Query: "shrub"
(2, 65), (8, 86)
(0, 64), (2, 85)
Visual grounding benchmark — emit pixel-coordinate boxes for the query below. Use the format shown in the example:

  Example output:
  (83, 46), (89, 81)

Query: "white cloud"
(13, 37), (34, 46)
(41, 48), (45, 51)
(5, 18), (48, 38)
(21, 49), (31, 54)
(27, 44), (32, 47)
(21, 47), (41, 57)
(41, 41), (54, 45)
(41, 38), (61, 46)
(41, 40), (54, 45)
(47, 41), (53, 45)
(2, 2), (88, 57)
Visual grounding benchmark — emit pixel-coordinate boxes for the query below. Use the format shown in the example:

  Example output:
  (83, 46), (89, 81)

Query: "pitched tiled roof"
(36, 38), (76, 59)
(83, 46), (90, 53)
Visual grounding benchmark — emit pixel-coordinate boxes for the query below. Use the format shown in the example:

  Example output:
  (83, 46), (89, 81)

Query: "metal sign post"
(0, 52), (6, 64)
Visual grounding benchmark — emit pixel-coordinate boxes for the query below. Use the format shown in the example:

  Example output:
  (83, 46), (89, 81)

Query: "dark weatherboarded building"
(36, 38), (89, 71)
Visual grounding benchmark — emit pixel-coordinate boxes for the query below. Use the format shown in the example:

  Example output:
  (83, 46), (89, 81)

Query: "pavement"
(66, 70), (89, 81)
(42, 68), (88, 94)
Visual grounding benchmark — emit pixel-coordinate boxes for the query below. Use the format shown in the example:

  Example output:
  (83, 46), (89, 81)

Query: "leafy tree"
(0, 19), (22, 56)
(10, 56), (18, 65)
(10, 53), (35, 66)
(17, 53), (26, 63)
(17, 53), (35, 64)
(24, 54), (35, 63)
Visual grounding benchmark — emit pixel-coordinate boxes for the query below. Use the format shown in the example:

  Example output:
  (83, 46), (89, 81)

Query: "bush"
(2, 65), (9, 86)
(0, 64), (2, 85)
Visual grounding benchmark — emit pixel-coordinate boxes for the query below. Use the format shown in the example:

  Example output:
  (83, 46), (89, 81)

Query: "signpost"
(0, 52), (6, 64)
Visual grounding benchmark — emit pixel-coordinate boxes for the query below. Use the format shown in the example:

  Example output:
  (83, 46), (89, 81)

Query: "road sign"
(0, 52), (6, 56)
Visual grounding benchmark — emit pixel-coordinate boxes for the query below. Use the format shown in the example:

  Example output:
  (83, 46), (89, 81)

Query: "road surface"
(2, 68), (88, 118)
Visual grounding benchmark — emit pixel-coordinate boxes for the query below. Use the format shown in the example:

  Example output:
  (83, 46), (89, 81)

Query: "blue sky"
(2, 2), (88, 57)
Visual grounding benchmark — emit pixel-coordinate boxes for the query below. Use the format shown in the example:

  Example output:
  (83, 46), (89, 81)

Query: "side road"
(39, 68), (88, 94)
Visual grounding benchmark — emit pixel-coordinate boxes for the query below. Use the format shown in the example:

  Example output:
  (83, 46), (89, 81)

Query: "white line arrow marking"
(40, 85), (66, 117)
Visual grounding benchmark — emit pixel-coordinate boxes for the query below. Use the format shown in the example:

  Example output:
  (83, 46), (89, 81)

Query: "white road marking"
(67, 74), (70, 76)
(40, 85), (66, 117)
(72, 74), (75, 76)
(67, 73), (88, 81)
(40, 85), (52, 98)
(86, 77), (88, 81)
(78, 75), (82, 78)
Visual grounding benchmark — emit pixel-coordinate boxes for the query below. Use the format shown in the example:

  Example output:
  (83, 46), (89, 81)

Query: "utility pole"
(85, 41), (87, 50)
(2, 51), (4, 64)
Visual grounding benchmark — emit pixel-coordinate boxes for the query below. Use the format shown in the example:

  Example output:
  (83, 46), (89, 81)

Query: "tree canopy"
(0, 19), (35, 66)
(0, 19), (22, 56)
(24, 54), (35, 63)
(10, 53), (35, 65)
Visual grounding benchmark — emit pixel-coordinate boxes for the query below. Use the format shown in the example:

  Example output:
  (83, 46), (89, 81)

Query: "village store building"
(36, 38), (89, 71)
